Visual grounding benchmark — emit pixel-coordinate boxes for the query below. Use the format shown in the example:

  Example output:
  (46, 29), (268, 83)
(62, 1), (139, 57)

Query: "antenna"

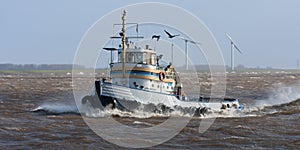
(226, 33), (242, 71)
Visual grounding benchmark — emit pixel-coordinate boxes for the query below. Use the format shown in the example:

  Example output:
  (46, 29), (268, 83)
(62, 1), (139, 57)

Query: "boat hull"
(81, 81), (243, 115)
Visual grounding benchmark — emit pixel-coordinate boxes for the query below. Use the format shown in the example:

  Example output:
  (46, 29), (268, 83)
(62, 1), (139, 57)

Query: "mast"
(121, 10), (126, 85)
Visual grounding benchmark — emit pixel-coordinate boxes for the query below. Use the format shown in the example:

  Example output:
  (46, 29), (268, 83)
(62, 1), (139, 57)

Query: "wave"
(31, 102), (79, 114)
(32, 97), (299, 118)
(32, 82), (300, 118)
(31, 100), (195, 118)
(241, 83), (300, 116)
(261, 98), (300, 115)
(79, 102), (190, 118)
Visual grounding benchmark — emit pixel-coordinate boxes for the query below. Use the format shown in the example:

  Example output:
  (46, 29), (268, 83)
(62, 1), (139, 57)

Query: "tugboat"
(81, 10), (243, 115)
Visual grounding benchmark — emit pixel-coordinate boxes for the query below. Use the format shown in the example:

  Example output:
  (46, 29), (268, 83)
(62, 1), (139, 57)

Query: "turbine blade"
(226, 33), (233, 41)
(190, 40), (201, 44)
(234, 44), (242, 54)
(178, 37), (201, 44)
(226, 33), (242, 53)
(177, 36), (186, 40)
(226, 33), (238, 45)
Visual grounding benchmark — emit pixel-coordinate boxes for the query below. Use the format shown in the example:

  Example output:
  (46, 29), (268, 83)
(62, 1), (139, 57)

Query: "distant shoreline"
(0, 63), (299, 72)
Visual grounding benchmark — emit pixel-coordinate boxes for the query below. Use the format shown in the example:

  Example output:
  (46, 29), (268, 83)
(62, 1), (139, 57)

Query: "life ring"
(159, 72), (166, 81)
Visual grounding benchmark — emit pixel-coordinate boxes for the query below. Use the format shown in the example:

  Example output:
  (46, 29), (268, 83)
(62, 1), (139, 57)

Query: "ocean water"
(0, 72), (299, 149)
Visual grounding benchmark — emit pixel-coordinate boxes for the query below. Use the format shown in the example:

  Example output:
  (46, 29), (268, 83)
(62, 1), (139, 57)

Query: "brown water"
(0, 71), (299, 149)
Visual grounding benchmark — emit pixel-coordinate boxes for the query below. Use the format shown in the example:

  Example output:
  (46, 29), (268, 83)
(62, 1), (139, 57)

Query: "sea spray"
(255, 82), (300, 108)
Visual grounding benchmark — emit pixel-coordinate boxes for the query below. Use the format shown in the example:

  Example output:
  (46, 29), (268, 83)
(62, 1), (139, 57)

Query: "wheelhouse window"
(126, 52), (134, 63)
(136, 52), (143, 63)
(120, 51), (156, 65)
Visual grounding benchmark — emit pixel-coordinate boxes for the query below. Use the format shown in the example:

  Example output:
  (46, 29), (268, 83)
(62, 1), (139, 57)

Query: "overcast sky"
(1, 0), (300, 69)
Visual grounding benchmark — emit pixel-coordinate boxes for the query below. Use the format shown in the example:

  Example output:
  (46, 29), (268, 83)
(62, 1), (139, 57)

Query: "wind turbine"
(178, 37), (201, 70)
(226, 33), (242, 71)
(164, 30), (201, 70)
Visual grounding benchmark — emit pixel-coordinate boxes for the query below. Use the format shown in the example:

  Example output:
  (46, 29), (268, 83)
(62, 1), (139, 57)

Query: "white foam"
(199, 109), (256, 119)
(32, 102), (78, 114)
(132, 121), (153, 126)
(78, 102), (195, 118)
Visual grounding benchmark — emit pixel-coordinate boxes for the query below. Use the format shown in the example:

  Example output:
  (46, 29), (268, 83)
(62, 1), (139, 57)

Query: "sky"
(1, 0), (300, 69)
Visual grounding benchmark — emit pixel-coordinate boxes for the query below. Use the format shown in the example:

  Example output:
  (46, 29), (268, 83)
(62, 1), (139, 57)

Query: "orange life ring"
(159, 72), (165, 81)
